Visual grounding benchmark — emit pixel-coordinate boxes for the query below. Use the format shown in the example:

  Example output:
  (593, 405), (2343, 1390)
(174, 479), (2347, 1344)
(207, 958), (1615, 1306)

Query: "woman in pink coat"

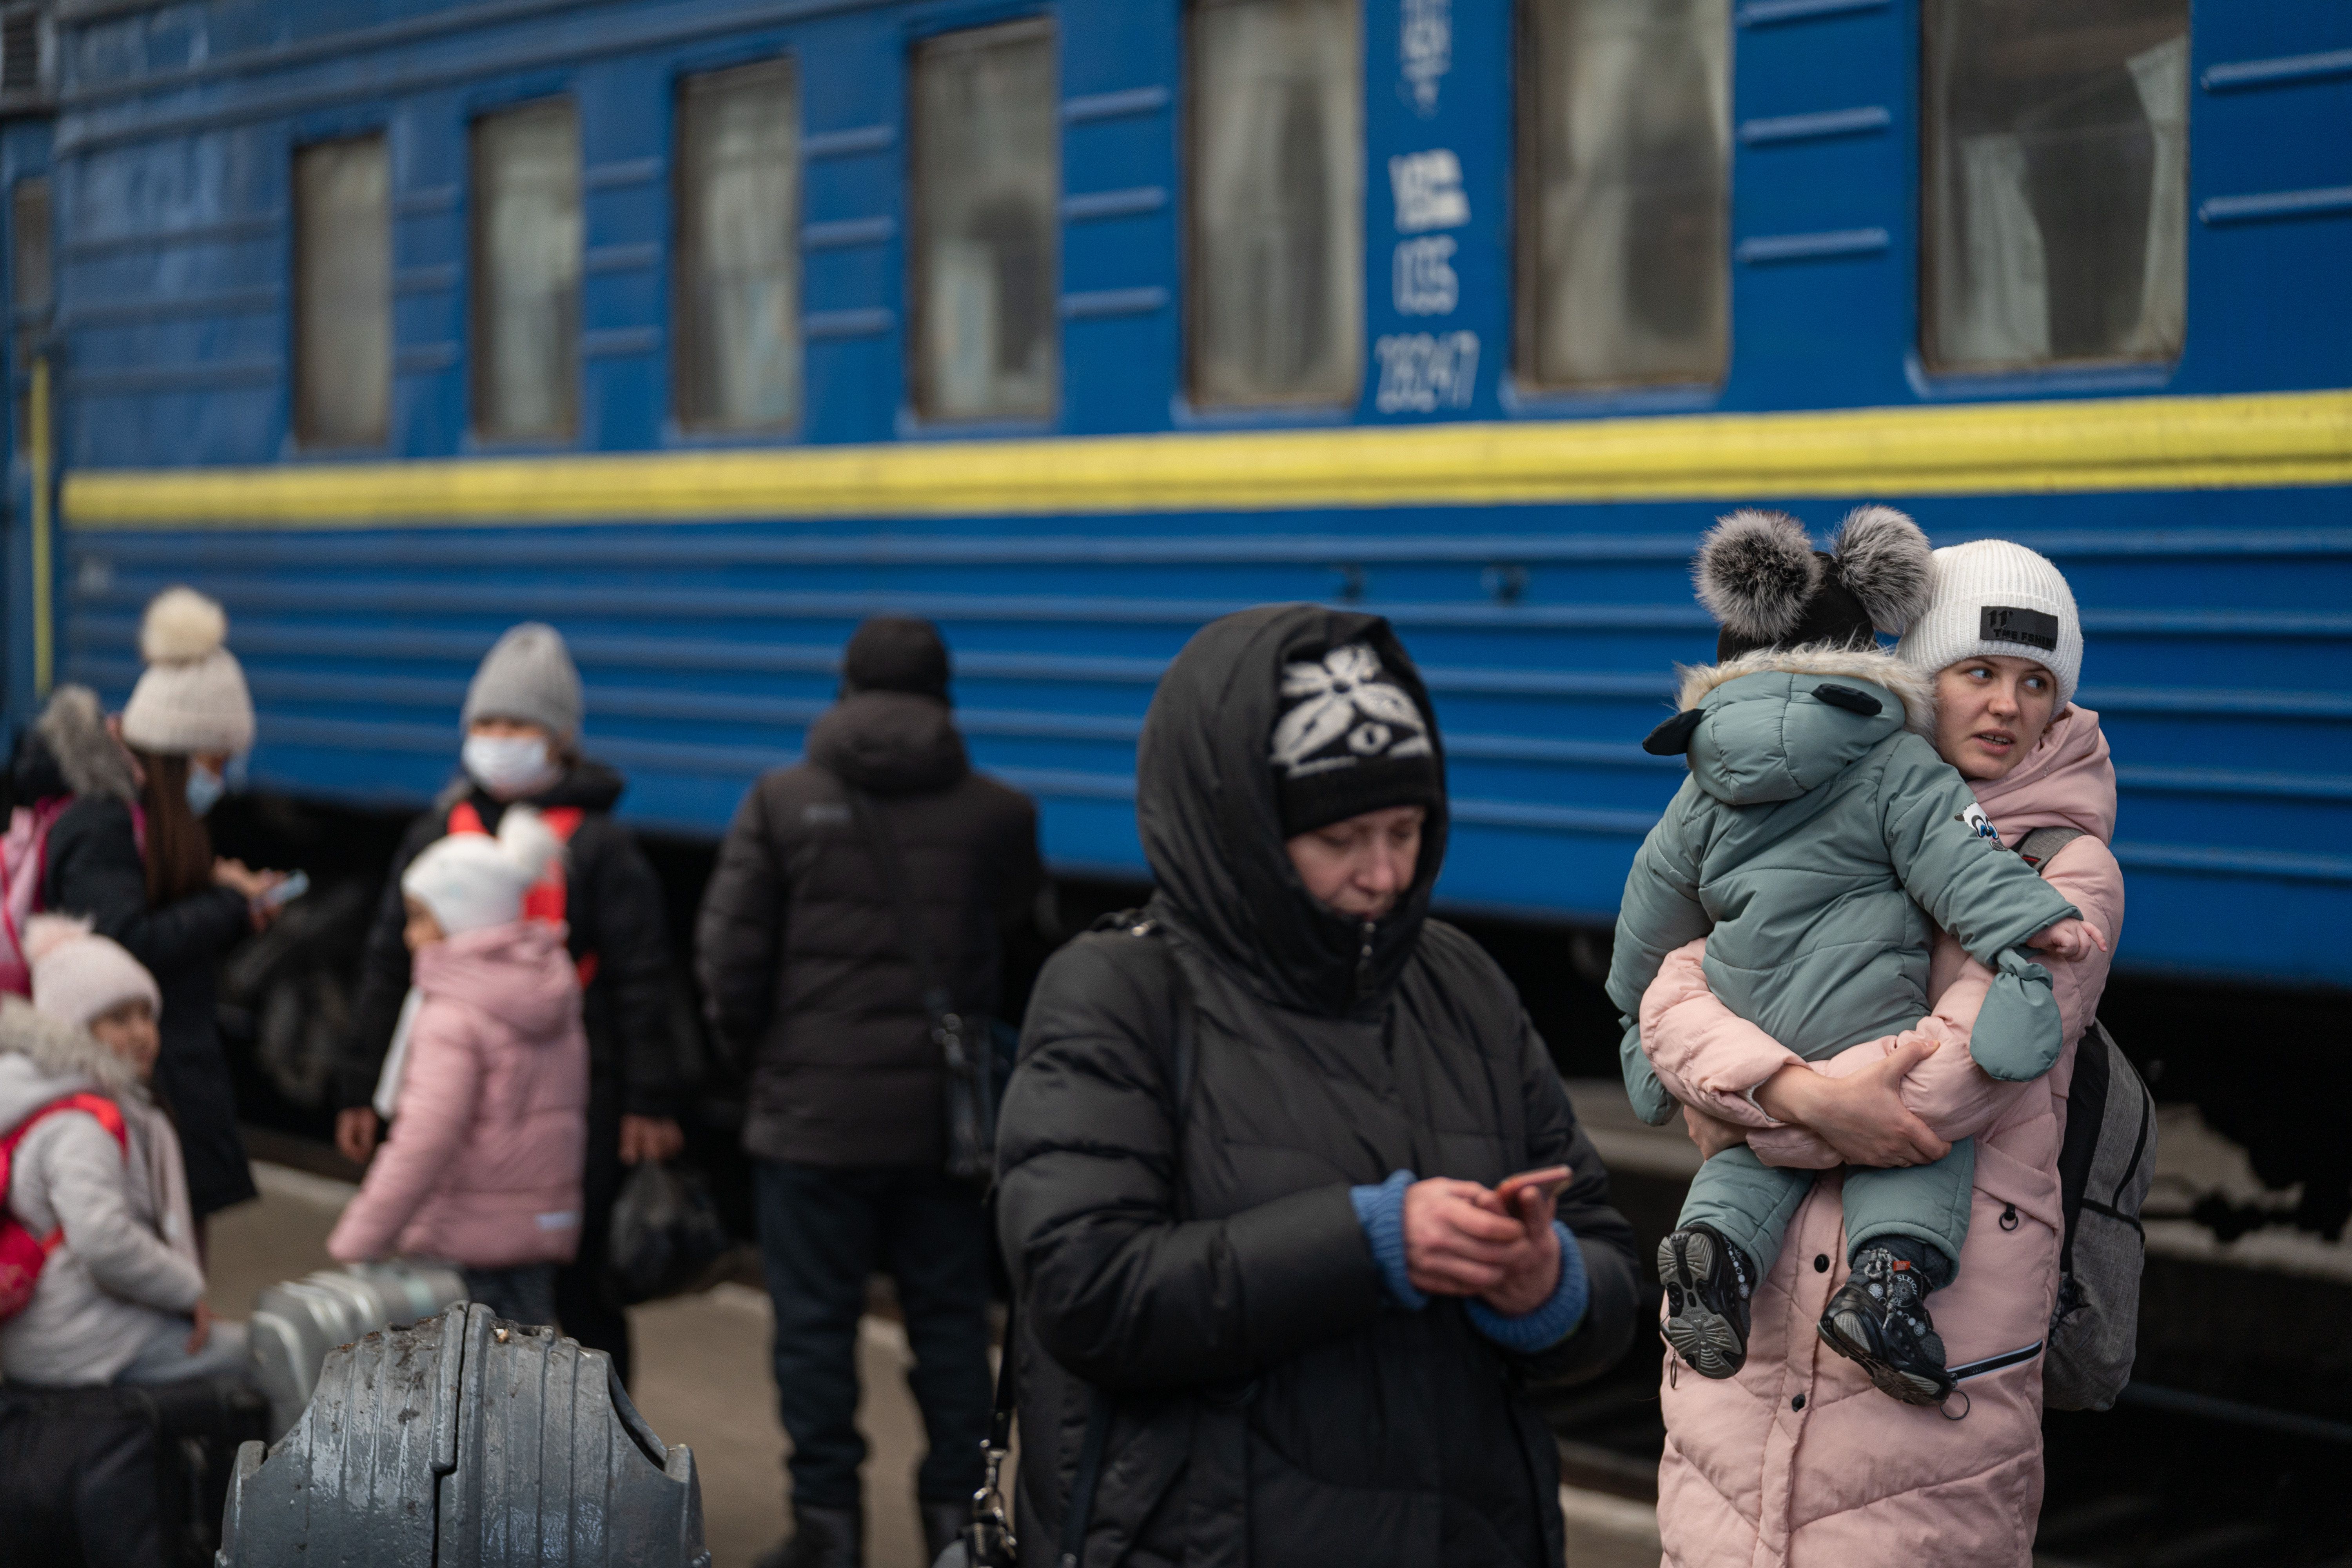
(1640, 540), (2127, 1568)
(327, 808), (588, 1328)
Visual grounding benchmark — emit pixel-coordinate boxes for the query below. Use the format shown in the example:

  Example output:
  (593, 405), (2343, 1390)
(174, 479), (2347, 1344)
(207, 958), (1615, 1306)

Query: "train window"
(471, 100), (581, 441)
(293, 136), (390, 448)
(910, 20), (1058, 421)
(1515, 0), (1730, 391)
(1922, 0), (2189, 372)
(1188, 0), (1363, 408)
(675, 59), (800, 432)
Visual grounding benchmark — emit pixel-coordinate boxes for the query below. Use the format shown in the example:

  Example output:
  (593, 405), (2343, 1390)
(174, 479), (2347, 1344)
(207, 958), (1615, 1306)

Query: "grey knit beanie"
(462, 623), (583, 738)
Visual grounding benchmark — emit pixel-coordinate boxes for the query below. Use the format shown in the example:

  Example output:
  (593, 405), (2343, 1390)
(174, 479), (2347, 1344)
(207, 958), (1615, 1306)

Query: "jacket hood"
(413, 920), (579, 1038)
(0, 994), (135, 1128)
(1138, 605), (1448, 1020)
(1972, 703), (2117, 844)
(28, 686), (139, 804)
(806, 690), (968, 796)
(1671, 645), (1933, 808)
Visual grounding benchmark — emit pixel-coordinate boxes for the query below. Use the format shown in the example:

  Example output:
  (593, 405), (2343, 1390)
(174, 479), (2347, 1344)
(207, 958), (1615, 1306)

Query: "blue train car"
(3, 0), (2348, 990)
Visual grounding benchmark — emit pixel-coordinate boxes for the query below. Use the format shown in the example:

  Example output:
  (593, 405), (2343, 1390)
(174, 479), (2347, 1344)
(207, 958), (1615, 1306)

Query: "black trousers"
(754, 1161), (993, 1512)
(554, 1072), (632, 1387)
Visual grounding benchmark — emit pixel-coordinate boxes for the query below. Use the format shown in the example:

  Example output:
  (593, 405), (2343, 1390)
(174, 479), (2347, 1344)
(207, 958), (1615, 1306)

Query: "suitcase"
(247, 1259), (466, 1438)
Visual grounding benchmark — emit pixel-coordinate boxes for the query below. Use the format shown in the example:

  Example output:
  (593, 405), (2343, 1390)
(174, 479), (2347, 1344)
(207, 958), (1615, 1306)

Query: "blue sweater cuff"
(1466, 1222), (1588, 1353)
(1350, 1169), (1427, 1310)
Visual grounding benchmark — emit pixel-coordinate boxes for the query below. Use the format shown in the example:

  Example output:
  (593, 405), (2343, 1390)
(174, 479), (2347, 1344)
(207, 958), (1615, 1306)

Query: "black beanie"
(1269, 640), (1443, 836)
(841, 616), (951, 703)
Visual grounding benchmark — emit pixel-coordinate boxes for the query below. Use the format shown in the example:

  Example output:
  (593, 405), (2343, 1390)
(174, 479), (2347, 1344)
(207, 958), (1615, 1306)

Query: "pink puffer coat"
(328, 920), (588, 1269)
(1641, 705), (2126, 1568)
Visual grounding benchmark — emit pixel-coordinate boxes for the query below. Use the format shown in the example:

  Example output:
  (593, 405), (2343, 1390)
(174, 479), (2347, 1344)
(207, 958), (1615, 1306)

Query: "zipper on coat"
(1352, 918), (1377, 1008)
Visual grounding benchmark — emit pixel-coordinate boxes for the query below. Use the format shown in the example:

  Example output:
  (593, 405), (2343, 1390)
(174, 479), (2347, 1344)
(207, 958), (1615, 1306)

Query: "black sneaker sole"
(1817, 1307), (1951, 1406)
(1658, 1232), (1746, 1379)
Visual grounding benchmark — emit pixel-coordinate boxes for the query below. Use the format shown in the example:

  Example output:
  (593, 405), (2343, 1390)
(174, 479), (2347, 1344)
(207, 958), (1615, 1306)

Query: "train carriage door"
(0, 98), (53, 737)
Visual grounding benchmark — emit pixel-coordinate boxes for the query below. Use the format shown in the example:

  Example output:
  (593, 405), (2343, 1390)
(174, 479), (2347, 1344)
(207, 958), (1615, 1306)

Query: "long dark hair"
(131, 748), (214, 905)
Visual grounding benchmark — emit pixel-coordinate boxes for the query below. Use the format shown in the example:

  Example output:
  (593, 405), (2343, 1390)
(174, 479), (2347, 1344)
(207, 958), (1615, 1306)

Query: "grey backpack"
(2014, 825), (2156, 1412)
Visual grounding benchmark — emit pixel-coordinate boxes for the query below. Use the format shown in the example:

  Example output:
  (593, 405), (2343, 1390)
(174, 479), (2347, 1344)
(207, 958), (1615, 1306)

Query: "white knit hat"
(119, 587), (256, 756)
(25, 915), (161, 1027)
(401, 807), (566, 936)
(1895, 540), (2084, 707)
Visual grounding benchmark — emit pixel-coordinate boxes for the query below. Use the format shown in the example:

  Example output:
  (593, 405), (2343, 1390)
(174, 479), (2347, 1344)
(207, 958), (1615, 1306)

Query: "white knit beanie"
(1895, 540), (2084, 707)
(401, 807), (566, 936)
(119, 587), (256, 755)
(25, 915), (161, 1027)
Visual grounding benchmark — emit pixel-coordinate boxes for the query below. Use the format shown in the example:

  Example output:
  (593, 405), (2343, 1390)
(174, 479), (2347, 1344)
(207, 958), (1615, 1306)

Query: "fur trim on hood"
(33, 686), (139, 803)
(1675, 643), (1937, 736)
(0, 993), (137, 1100)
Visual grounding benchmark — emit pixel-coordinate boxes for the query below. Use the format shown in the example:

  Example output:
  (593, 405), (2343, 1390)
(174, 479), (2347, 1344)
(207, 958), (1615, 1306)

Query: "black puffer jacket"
(695, 690), (1043, 1167)
(336, 759), (680, 1118)
(995, 606), (1641, 1568)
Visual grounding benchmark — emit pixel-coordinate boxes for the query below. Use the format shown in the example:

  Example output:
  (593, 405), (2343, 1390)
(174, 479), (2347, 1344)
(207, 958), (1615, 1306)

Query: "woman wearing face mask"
(994, 606), (1643, 1568)
(332, 622), (682, 1388)
(38, 588), (283, 1224)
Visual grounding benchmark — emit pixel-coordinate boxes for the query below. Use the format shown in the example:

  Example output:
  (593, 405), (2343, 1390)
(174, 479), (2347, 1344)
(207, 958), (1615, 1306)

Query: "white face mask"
(184, 764), (226, 818)
(461, 734), (561, 800)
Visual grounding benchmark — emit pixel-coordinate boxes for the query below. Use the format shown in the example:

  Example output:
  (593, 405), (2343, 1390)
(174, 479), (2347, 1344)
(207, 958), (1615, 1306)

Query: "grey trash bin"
(219, 1303), (709, 1567)
(248, 1259), (468, 1438)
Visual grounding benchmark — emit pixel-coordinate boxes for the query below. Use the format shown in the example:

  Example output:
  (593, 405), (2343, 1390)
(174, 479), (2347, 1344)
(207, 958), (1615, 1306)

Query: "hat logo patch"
(1980, 604), (2059, 652)
(1272, 644), (1432, 776)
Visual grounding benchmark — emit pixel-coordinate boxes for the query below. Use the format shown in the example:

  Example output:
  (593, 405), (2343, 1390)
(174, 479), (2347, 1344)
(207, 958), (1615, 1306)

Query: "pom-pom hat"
(401, 806), (567, 936)
(1896, 539), (2084, 707)
(120, 587), (256, 756)
(1694, 506), (1934, 662)
(25, 914), (161, 1028)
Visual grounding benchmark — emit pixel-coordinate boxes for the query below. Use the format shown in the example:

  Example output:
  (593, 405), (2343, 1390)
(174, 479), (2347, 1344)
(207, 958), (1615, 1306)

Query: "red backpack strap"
(0, 1093), (130, 1213)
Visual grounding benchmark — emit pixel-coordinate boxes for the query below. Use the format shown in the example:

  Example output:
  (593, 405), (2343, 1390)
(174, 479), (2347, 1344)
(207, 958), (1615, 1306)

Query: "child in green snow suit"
(1607, 507), (2100, 1406)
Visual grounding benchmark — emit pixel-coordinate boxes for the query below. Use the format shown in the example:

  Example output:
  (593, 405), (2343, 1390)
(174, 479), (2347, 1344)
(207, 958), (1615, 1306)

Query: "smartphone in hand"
(1494, 1165), (1573, 1210)
(258, 869), (311, 908)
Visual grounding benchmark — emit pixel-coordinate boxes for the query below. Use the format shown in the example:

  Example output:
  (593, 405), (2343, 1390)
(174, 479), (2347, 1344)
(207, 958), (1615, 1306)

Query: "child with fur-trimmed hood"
(1605, 506), (2104, 1406)
(0, 916), (247, 1388)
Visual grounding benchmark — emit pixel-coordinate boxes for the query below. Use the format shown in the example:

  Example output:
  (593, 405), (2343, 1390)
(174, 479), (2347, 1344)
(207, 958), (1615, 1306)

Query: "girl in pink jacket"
(1641, 539), (2127, 1568)
(327, 808), (588, 1328)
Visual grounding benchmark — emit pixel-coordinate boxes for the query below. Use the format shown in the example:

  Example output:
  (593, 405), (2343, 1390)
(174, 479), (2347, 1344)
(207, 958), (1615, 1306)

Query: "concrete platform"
(212, 1161), (1665, 1567)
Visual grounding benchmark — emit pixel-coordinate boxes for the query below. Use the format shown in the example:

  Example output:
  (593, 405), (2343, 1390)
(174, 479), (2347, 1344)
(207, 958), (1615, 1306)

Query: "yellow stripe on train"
(64, 388), (2352, 530)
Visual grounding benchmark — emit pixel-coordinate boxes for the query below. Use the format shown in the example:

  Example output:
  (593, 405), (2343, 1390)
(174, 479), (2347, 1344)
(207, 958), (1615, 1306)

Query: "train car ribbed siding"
(10, 0), (2351, 992)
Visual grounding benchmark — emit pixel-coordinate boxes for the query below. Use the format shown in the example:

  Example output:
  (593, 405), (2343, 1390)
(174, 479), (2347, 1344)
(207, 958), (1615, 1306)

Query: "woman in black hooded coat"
(995, 605), (1642, 1568)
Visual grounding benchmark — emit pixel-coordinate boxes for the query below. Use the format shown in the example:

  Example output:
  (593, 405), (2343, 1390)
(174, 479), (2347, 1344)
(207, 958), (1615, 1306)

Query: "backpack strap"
(0, 1092), (131, 1241)
(2012, 825), (2086, 873)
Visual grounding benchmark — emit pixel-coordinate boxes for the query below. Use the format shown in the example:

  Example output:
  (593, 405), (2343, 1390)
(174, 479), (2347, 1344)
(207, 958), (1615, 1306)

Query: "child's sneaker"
(1657, 1224), (1753, 1378)
(1818, 1244), (1956, 1406)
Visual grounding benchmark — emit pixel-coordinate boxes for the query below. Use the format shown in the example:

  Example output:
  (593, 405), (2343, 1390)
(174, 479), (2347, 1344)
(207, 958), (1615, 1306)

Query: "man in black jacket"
(332, 623), (683, 1387)
(995, 605), (1642, 1568)
(696, 617), (1044, 1568)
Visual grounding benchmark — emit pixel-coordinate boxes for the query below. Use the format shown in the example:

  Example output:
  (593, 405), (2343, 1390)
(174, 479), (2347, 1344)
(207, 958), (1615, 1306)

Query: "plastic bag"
(608, 1160), (731, 1306)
